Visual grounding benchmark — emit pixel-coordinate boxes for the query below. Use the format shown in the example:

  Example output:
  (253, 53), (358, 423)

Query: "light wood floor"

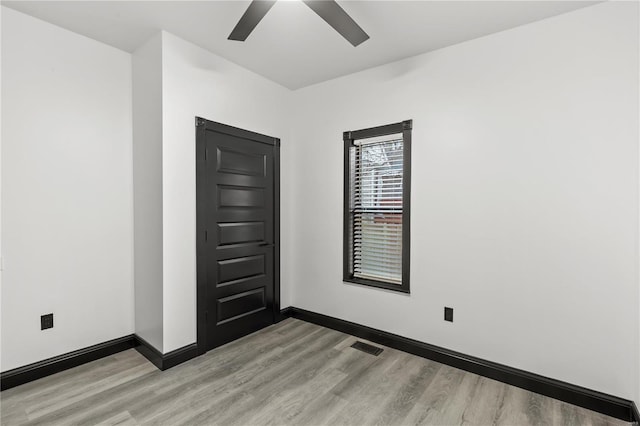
(1, 318), (630, 426)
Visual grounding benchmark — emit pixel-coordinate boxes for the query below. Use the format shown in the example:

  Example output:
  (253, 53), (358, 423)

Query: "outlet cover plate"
(444, 307), (453, 322)
(41, 313), (53, 330)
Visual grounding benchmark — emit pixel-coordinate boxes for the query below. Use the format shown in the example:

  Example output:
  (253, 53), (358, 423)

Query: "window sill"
(343, 277), (410, 294)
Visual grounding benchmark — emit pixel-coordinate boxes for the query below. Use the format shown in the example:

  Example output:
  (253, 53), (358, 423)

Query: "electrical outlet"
(444, 307), (453, 322)
(41, 313), (54, 330)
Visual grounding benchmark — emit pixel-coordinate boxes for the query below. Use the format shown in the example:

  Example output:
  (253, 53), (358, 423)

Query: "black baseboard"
(133, 335), (163, 370)
(3, 312), (637, 424)
(163, 343), (199, 370)
(0, 335), (137, 391)
(134, 335), (198, 371)
(277, 306), (294, 322)
(283, 307), (638, 423)
(1, 334), (199, 391)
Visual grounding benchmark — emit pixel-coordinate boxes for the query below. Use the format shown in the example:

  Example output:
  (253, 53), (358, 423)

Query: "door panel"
(218, 186), (266, 208)
(196, 119), (279, 352)
(216, 147), (266, 176)
(217, 254), (266, 284)
(217, 288), (266, 324)
(217, 222), (265, 246)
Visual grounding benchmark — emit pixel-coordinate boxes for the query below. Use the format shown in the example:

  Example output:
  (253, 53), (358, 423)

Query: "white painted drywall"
(160, 32), (293, 352)
(0, 5), (4, 371)
(290, 1), (639, 404)
(1, 7), (134, 370)
(132, 33), (164, 351)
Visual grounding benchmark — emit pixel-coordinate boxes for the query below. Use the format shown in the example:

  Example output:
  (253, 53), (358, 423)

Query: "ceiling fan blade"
(228, 0), (277, 41)
(303, 0), (369, 47)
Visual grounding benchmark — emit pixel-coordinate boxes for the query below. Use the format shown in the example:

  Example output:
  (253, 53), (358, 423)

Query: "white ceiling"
(2, 0), (598, 89)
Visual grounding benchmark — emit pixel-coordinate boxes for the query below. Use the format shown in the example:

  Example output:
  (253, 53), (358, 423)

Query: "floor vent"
(351, 341), (383, 356)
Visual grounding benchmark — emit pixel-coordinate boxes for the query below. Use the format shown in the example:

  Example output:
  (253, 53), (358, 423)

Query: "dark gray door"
(196, 118), (280, 352)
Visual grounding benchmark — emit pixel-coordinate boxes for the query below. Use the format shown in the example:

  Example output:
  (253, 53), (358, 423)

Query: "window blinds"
(349, 137), (404, 284)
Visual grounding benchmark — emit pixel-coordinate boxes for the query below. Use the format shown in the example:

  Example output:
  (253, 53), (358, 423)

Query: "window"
(343, 120), (412, 293)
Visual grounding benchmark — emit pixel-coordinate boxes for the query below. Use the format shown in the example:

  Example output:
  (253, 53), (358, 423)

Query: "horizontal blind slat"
(355, 255), (402, 260)
(354, 254), (403, 262)
(354, 272), (402, 284)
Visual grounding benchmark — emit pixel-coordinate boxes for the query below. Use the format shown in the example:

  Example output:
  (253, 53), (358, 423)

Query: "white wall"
(160, 32), (293, 352)
(0, 5), (4, 371)
(132, 33), (164, 351)
(291, 1), (639, 404)
(1, 7), (134, 370)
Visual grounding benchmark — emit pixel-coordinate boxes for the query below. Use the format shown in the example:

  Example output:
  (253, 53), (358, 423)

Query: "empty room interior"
(1, 0), (639, 424)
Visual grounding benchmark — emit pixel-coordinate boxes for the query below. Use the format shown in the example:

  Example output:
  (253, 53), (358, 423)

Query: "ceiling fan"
(228, 0), (369, 47)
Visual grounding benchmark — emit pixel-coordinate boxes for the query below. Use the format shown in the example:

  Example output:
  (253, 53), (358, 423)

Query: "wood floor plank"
(25, 361), (157, 421)
(370, 357), (442, 426)
(494, 382), (535, 425)
(95, 411), (139, 426)
(248, 366), (347, 425)
(1, 319), (631, 426)
(459, 376), (508, 425)
(428, 372), (483, 425)
(142, 327), (344, 425)
(27, 369), (160, 426)
(208, 331), (348, 426)
(1, 351), (131, 405)
(403, 363), (467, 424)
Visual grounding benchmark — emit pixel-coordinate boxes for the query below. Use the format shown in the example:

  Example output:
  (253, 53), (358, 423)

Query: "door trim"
(195, 117), (281, 355)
